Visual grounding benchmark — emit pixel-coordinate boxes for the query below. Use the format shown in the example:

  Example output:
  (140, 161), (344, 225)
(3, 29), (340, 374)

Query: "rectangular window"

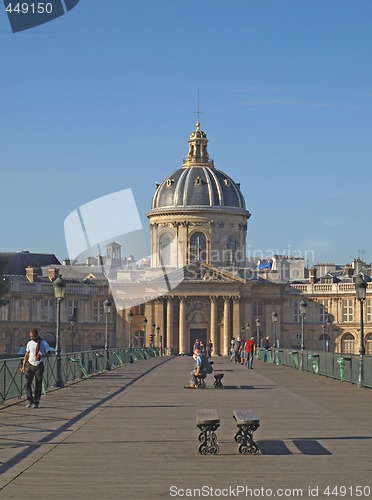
(342, 299), (353, 322)
(67, 300), (79, 321)
(134, 304), (144, 315)
(252, 301), (262, 317)
(0, 304), (9, 321)
(93, 301), (104, 323)
(319, 299), (329, 323)
(43, 300), (55, 322)
(293, 300), (300, 323)
(366, 299), (371, 323)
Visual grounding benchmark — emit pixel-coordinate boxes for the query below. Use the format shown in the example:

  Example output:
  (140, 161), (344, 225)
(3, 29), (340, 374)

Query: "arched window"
(366, 333), (372, 355)
(319, 333), (331, 351)
(226, 235), (236, 265)
(159, 233), (172, 266)
(190, 232), (207, 262)
(341, 333), (355, 354)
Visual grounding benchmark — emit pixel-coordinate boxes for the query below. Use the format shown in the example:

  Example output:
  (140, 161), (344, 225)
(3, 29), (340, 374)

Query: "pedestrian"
(263, 336), (271, 363)
(244, 337), (255, 369)
(193, 338), (200, 352)
(199, 340), (207, 355)
(229, 337), (235, 362)
(240, 340), (246, 365)
(207, 339), (213, 358)
(232, 337), (241, 364)
(21, 329), (53, 408)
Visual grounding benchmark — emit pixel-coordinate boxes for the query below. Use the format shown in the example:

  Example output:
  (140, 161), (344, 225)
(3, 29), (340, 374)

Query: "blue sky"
(1, 0), (371, 266)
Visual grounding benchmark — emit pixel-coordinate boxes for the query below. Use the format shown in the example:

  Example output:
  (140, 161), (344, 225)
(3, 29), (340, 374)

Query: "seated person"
(184, 349), (212, 389)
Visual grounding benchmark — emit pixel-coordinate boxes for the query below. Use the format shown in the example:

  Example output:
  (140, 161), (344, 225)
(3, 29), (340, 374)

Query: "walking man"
(244, 337), (255, 369)
(263, 336), (271, 363)
(21, 329), (53, 408)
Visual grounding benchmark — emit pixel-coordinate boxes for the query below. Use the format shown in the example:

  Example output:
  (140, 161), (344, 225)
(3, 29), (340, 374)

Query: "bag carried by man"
(200, 355), (213, 374)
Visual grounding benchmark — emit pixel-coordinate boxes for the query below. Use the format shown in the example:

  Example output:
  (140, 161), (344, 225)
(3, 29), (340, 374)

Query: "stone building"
(0, 253), (114, 355)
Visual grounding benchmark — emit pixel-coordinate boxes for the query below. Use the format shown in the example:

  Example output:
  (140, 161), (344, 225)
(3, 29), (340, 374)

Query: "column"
(210, 297), (218, 355)
(223, 296), (231, 356)
(179, 297), (187, 354)
(233, 296), (240, 339)
(156, 298), (165, 347)
(166, 297), (174, 353)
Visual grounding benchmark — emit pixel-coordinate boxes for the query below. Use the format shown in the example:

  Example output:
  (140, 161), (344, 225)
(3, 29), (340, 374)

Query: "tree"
(0, 257), (10, 306)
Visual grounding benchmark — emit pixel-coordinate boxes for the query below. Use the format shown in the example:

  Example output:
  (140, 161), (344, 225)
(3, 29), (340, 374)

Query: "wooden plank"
(233, 409), (260, 425)
(196, 408), (220, 425)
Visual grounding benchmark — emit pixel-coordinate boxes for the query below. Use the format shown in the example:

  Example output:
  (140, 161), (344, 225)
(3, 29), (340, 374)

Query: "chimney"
(48, 267), (59, 282)
(26, 266), (37, 283)
(310, 266), (317, 284)
(352, 258), (363, 274)
(344, 265), (354, 278)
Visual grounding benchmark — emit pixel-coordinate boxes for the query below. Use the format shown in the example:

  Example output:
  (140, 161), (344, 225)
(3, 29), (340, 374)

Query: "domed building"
(147, 121), (250, 269)
(141, 121), (269, 356)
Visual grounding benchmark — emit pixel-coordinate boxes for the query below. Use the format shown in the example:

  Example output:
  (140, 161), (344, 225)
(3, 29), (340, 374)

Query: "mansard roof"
(0, 251), (60, 276)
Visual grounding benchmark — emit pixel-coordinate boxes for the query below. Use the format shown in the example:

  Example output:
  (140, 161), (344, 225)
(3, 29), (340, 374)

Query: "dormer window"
(166, 178), (174, 187)
(224, 179), (230, 187)
(195, 176), (202, 186)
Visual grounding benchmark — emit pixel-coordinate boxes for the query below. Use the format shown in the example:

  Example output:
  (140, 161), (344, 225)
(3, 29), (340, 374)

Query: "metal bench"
(195, 373), (207, 389)
(233, 409), (260, 455)
(213, 373), (224, 389)
(196, 409), (220, 454)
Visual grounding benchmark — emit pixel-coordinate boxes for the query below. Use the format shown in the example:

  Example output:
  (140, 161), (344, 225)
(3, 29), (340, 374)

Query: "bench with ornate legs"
(233, 409), (260, 455)
(213, 373), (224, 389)
(195, 373), (207, 388)
(196, 409), (220, 455)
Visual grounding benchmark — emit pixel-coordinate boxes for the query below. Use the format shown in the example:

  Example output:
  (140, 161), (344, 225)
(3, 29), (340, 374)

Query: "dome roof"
(150, 122), (247, 212)
(152, 165), (246, 210)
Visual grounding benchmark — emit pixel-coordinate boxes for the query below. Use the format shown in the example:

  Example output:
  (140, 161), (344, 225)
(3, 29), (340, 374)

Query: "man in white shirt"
(21, 329), (53, 408)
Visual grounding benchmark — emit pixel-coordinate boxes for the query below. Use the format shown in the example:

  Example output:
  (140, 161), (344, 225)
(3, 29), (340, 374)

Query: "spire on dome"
(183, 121), (213, 167)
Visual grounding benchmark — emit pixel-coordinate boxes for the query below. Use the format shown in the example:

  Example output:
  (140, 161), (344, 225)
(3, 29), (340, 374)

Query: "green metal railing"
(256, 347), (372, 388)
(0, 347), (163, 405)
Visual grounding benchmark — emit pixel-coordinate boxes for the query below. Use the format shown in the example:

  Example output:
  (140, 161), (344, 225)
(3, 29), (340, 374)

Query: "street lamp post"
(103, 298), (112, 370)
(322, 323), (326, 352)
(299, 299), (308, 370)
(272, 311), (278, 363)
(127, 310), (134, 349)
(156, 325), (160, 352)
(255, 318), (261, 357)
(151, 322), (155, 348)
(53, 275), (66, 388)
(143, 317), (148, 347)
(353, 274), (367, 388)
(326, 316), (331, 351)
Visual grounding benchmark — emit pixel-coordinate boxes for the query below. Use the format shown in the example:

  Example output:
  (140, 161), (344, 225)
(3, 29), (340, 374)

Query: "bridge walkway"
(0, 355), (371, 499)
